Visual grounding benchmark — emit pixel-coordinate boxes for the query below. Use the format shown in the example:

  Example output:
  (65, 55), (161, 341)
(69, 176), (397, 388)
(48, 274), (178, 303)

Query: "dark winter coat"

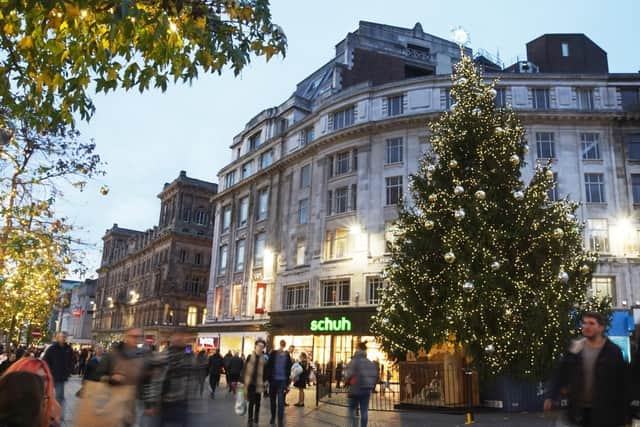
(228, 355), (243, 376)
(43, 342), (73, 382)
(265, 349), (292, 382)
(546, 338), (629, 427)
(208, 352), (224, 376)
(83, 355), (102, 382)
(223, 352), (233, 370)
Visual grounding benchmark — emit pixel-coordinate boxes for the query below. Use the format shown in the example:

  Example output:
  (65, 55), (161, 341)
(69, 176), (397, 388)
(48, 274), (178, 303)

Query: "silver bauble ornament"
(462, 281), (474, 293)
(513, 191), (525, 200)
(450, 103), (458, 111)
(472, 107), (481, 116)
(454, 209), (466, 221)
(444, 252), (456, 264)
(485, 344), (496, 354)
(456, 77), (467, 85)
(475, 190), (486, 200)
(558, 271), (569, 283)
(425, 220), (435, 230)
(553, 228), (564, 239)
(523, 144), (530, 154)
(566, 213), (576, 222)
(490, 261), (501, 271)
(427, 165), (436, 173)
(580, 264), (591, 275)
(454, 185), (465, 196)
(545, 169), (554, 179)
(488, 88), (497, 99)
(448, 159), (458, 169)
(510, 155), (520, 166)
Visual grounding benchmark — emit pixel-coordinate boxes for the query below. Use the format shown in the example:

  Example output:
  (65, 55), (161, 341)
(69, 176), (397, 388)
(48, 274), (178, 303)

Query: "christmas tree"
(371, 53), (610, 380)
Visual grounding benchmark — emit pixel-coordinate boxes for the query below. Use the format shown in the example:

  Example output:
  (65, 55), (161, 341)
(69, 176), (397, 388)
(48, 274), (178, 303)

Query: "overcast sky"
(64, 0), (639, 279)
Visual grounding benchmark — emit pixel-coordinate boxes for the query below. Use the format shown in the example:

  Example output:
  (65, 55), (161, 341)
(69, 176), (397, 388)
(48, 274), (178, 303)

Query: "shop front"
(268, 307), (391, 381)
(197, 322), (267, 357)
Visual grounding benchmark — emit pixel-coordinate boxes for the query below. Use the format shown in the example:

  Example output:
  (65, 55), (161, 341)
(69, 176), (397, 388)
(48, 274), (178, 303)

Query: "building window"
(214, 287), (223, 318)
(231, 284), (242, 317)
(284, 284), (309, 310)
(591, 277), (614, 301)
(217, 245), (228, 275)
(385, 176), (403, 205)
(577, 88), (594, 111)
(321, 279), (350, 306)
(587, 219), (609, 252)
(242, 161), (253, 179)
(324, 228), (349, 260)
(298, 198), (309, 224)
(495, 88), (506, 108)
(332, 106), (355, 130)
(296, 241), (306, 266)
(548, 173), (559, 202)
(444, 89), (452, 109)
(194, 209), (208, 226)
(202, 307), (207, 325)
(351, 184), (357, 211)
(257, 188), (269, 221)
(185, 277), (201, 295)
(326, 190), (332, 215)
(387, 95), (404, 116)
(235, 239), (245, 272)
(334, 186), (349, 214)
(300, 164), (311, 188)
(239, 196), (249, 227)
(536, 132), (555, 159)
(260, 150), (273, 169)
(585, 173), (605, 203)
(302, 126), (314, 146)
(249, 131), (261, 150)
(632, 174), (640, 204)
(367, 276), (385, 305)
(621, 88), (640, 112)
(561, 42), (569, 57)
(385, 137), (403, 164)
(182, 207), (191, 222)
(254, 232), (266, 267)
(221, 205), (231, 233)
(179, 250), (187, 263)
(336, 151), (350, 175)
(224, 170), (236, 189)
(187, 306), (198, 327)
(628, 134), (640, 160)
(532, 88), (550, 110)
(194, 253), (202, 265)
(581, 133), (601, 160)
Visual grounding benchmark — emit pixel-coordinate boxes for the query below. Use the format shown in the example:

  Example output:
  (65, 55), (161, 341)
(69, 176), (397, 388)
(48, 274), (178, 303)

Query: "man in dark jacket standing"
(265, 339), (292, 427)
(544, 312), (629, 427)
(43, 332), (73, 411)
(223, 350), (233, 392)
(207, 348), (224, 399)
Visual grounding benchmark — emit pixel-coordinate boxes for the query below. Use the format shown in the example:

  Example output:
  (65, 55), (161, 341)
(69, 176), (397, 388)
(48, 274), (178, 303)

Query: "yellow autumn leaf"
(18, 35), (33, 49)
(101, 38), (109, 50)
(3, 23), (15, 35)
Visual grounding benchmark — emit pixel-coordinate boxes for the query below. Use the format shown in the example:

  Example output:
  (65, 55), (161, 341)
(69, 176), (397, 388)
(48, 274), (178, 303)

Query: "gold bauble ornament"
(475, 190), (486, 200)
(580, 264), (591, 275)
(444, 252), (456, 264)
(99, 186), (110, 196)
(510, 155), (520, 166)
(425, 220), (435, 230)
(488, 88), (497, 99)
(545, 169), (554, 179)
(490, 261), (500, 271)
(553, 228), (564, 239)
(495, 126), (504, 134)
(63, 256), (72, 264)
(428, 194), (437, 202)
(448, 159), (458, 169)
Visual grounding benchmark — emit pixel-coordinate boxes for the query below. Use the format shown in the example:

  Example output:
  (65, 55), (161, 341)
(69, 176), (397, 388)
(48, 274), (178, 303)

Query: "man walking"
(266, 339), (292, 426)
(544, 312), (629, 427)
(207, 348), (224, 399)
(243, 339), (267, 427)
(346, 342), (378, 427)
(43, 332), (73, 412)
(223, 350), (233, 392)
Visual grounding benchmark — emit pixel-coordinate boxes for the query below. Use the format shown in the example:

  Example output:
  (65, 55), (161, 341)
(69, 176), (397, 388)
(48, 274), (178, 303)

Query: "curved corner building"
(200, 21), (640, 368)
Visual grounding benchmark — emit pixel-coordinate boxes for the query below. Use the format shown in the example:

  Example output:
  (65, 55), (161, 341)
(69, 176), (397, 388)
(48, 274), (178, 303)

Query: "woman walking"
(293, 353), (310, 407)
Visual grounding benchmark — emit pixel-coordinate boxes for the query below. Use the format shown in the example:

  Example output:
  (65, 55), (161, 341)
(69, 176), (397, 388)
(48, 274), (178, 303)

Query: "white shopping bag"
(235, 383), (247, 416)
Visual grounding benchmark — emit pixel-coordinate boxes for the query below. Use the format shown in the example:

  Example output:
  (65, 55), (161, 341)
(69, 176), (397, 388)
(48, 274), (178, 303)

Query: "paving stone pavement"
(60, 376), (564, 427)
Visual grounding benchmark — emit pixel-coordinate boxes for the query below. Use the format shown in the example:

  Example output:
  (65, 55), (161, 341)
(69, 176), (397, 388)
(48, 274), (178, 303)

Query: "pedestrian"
(544, 311), (629, 427)
(335, 360), (344, 389)
(266, 339), (292, 427)
(292, 352), (310, 407)
(82, 344), (104, 382)
(228, 351), (244, 396)
(3, 357), (63, 427)
(0, 353), (16, 376)
(0, 371), (46, 427)
(196, 350), (209, 397)
(207, 348), (224, 399)
(144, 332), (198, 427)
(42, 332), (73, 414)
(345, 342), (379, 427)
(243, 339), (267, 427)
(78, 348), (89, 376)
(223, 350), (233, 392)
(97, 328), (147, 427)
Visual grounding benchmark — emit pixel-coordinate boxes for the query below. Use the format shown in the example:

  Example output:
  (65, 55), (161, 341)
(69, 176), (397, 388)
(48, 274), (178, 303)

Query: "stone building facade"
(67, 279), (97, 346)
(201, 22), (640, 364)
(93, 171), (217, 346)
